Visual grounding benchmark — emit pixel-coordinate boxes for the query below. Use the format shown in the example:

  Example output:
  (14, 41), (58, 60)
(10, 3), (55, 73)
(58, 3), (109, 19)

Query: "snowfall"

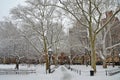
(0, 64), (120, 80)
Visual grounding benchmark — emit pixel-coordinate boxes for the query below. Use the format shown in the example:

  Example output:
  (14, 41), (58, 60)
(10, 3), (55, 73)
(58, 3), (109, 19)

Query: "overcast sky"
(0, 0), (120, 21)
(0, 0), (25, 20)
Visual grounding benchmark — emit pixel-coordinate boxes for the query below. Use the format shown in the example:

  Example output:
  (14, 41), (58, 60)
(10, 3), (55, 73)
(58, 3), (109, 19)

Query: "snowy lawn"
(0, 64), (120, 80)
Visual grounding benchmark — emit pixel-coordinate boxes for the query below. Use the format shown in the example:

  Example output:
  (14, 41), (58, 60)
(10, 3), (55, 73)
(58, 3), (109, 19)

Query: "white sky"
(0, 0), (26, 20)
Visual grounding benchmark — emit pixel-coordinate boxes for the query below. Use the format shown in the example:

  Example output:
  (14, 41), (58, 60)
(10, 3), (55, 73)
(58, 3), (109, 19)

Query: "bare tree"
(10, 0), (65, 73)
(0, 19), (45, 66)
(51, 0), (120, 72)
(97, 12), (120, 68)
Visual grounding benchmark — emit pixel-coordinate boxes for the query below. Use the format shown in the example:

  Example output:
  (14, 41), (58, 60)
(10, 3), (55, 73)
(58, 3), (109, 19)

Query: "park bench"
(106, 68), (120, 76)
(0, 69), (36, 75)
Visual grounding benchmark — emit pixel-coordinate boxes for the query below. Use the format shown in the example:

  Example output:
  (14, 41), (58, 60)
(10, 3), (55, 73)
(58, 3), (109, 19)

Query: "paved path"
(61, 66), (72, 80)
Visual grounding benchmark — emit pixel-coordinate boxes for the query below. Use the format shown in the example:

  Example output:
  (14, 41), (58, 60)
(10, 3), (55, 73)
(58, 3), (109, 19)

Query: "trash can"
(90, 70), (94, 76)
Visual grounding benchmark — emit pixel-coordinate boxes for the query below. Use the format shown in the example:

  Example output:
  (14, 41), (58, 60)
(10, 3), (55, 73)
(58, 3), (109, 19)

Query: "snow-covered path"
(61, 66), (72, 80)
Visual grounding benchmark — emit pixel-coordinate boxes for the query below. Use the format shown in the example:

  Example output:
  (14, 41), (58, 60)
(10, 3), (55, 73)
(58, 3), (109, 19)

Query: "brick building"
(101, 11), (120, 64)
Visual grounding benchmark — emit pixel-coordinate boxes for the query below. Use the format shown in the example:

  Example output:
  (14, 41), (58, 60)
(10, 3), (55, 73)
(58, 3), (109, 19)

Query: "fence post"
(106, 70), (107, 76)
(79, 70), (81, 75)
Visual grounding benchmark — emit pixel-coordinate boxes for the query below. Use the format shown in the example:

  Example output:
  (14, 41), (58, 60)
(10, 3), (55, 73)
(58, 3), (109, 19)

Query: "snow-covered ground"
(0, 64), (120, 80)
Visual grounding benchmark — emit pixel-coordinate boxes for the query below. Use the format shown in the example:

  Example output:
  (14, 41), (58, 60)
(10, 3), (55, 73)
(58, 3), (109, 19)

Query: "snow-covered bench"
(0, 69), (36, 75)
(106, 68), (120, 76)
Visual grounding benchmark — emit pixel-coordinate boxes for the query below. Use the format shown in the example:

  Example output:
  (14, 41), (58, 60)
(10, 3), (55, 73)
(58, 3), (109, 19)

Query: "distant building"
(101, 11), (120, 47)
(100, 11), (120, 63)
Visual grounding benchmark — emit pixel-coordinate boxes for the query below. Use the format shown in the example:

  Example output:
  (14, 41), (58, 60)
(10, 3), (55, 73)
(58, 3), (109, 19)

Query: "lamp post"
(119, 53), (120, 66)
(68, 55), (71, 69)
(48, 48), (53, 73)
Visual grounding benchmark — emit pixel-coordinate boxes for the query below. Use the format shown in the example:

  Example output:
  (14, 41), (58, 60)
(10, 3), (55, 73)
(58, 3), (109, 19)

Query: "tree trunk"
(89, 27), (96, 72)
(89, 30), (96, 72)
(91, 40), (96, 72)
(43, 35), (49, 74)
(88, 0), (96, 72)
(103, 59), (107, 68)
(102, 40), (107, 68)
(45, 53), (49, 73)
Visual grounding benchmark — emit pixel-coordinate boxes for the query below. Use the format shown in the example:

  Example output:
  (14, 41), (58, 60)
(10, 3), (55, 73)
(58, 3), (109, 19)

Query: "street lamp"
(68, 55), (71, 69)
(119, 54), (120, 66)
(48, 48), (53, 73)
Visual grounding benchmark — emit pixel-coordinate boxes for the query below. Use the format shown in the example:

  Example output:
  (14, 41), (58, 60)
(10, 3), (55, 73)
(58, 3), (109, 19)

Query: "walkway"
(60, 66), (72, 80)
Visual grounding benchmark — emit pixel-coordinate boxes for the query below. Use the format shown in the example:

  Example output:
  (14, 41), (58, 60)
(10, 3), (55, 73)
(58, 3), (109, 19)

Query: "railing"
(66, 65), (120, 76)
(106, 68), (120, 76)
(65, 65), (81, 75)
(0, 69), (36, 75)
